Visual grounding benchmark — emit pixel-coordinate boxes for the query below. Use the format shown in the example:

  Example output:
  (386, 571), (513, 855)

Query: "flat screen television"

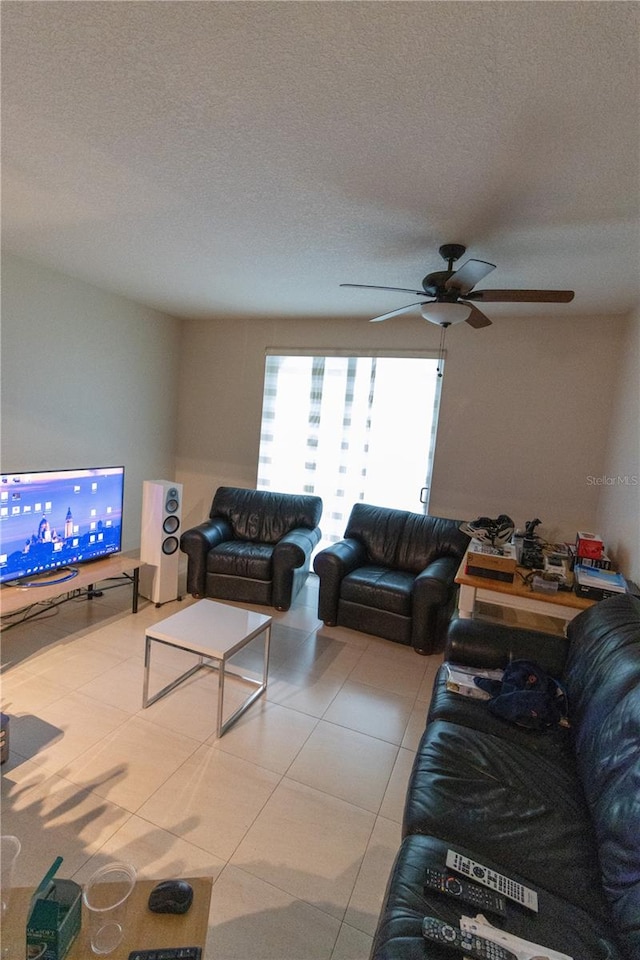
(0, 466), (125, 587)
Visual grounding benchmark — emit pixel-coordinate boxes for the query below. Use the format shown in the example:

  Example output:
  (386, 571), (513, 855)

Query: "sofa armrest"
(413, 555), (460, 604)
(180, 518), (233, 596)
(446, 616), (570, 676)
(272, 526), (322, 609)
(314, 538), (367, 624)
(410, 556), (460, 653)
(275, 526), (322, 568)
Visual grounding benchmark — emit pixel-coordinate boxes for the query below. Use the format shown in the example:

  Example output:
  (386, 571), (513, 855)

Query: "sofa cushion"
(207, 541), (273, 580)
(344, 503), (469, 574)
(340, 566), (414, 616)
(403, 717), (608, 918)
(564, 594), (640, 958)
(211, 486), (322, 543)
(371, 833), (622, 960)
(427, 664), (574, 760)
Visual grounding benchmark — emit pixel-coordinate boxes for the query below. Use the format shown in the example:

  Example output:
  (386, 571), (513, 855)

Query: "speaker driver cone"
(162, 536), (179, 555)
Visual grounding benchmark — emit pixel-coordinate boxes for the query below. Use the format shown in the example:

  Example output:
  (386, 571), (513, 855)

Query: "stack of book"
(574, 565), (627, 600)
(571, 531), (627, 599)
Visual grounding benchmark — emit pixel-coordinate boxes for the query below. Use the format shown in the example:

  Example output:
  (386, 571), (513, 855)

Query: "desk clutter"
(461, 515), (634, 599)
(4, 853), (201, 960)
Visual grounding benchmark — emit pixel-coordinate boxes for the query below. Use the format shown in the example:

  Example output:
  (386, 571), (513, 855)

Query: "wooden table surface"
(0, 550), (142, 618)
(455, 559), (595, 611)
(2, 876), (213, 959)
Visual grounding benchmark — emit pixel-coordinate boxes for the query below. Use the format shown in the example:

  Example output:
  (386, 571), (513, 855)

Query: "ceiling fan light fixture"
(343, 242), (573, 328)
(420, 301), (472, 326)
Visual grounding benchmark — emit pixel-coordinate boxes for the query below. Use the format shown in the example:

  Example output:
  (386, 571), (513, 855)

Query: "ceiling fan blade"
(370, 301), (428, 323)
(463, 303), (492, 328)
(445, 259), (496, 295)
(466, 289), (575, 303)
(340, 283), (426, 296)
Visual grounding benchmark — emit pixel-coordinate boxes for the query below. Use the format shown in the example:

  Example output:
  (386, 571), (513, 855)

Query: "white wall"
(175, 311), (628, 550)
(596, 308), (640, 582)
(4, 254), (635, 580)
(1, 254), (183, 551)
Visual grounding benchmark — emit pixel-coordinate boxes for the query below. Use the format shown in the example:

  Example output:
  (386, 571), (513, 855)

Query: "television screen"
(0, 466), (124, 586)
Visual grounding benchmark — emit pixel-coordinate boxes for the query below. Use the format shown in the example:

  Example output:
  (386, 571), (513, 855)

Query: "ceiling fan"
(340, 243), (575, 329)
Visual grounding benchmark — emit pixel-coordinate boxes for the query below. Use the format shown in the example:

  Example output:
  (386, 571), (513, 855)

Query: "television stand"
(0, 550), (143, 627)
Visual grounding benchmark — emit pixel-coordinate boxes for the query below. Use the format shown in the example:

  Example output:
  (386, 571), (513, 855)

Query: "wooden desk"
(455, 554), (595, 626)
(2, 876), (212, 958)
(0, 550), (143, 622)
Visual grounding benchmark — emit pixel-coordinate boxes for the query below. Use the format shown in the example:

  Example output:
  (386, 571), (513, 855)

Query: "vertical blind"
(258, 352), (442, 549)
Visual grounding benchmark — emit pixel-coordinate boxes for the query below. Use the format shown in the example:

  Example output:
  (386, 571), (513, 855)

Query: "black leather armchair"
(313, 503), (470, 654)
(180, 486), (322, 611)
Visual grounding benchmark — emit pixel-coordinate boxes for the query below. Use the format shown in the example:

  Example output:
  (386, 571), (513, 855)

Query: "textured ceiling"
(2, 1), (639, 321)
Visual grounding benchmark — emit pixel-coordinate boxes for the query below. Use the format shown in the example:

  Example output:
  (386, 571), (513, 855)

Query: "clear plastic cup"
(82, 862), (136, 955)
(1, 835), (21, 917)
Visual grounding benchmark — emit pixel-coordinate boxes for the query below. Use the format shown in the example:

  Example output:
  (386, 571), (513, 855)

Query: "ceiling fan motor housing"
(423, 244), (467, 296)
(422, 270), (459, 298)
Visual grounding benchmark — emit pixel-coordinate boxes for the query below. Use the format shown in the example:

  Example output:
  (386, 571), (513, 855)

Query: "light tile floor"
(1, 574), (442, 959)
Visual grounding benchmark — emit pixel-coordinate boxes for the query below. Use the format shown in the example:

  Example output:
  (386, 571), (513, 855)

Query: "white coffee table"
(142, 599), (272, 737)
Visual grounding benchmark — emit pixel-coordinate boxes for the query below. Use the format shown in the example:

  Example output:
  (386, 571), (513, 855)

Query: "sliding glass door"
(258, 352), (443, 550)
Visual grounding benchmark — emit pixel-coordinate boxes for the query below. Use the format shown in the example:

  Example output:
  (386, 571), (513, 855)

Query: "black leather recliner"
(313, 503), (470, 654)
(180, 486), (322, 611)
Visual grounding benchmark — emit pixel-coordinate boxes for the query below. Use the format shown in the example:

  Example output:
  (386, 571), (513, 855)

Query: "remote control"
(424, 866), (506, 916)
(128, 950), (202, 960)
(422, 916), (517, 960)
(446, 850), (538, 912)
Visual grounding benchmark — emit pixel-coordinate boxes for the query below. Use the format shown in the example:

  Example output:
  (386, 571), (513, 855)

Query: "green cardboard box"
(26, 859), (81, 960)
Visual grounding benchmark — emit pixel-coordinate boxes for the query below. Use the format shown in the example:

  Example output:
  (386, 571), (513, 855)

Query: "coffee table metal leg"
(143, 635), (151, 705)
(216, 655), (226, 738)
(142, 635), (205, 709)
(263, 622), (271, 679)
(215, 623), (271, 738)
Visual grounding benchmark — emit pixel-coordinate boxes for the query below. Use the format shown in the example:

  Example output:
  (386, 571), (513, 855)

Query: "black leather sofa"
(313, 504), (470, 654)
(179, 486), (322, 611)
(371, 593), (640, 960)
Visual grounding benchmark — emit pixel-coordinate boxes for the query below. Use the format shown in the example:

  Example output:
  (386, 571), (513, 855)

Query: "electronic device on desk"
(521, 539), (545, 570)
(518, 518), (545, 570)
(148, 879), (193, 914)
(128, 950), (201, 959)
(0, 466), (125, 588)
(466, 542), (518, 583)
(542, 555), (572, 588)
